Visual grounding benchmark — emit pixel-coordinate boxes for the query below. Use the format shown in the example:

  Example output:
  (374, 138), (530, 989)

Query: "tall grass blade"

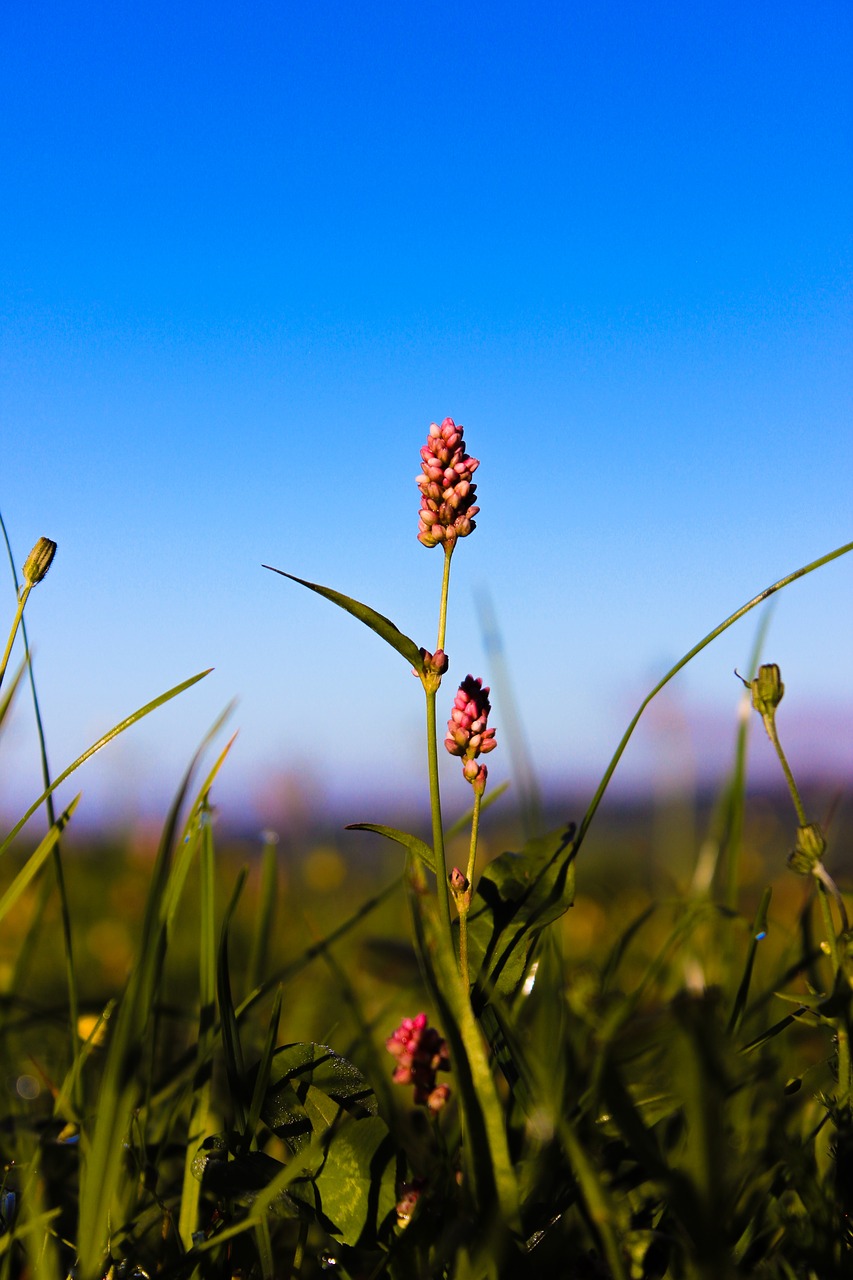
(0, 668), (212, 856)
(0, 795), (79, 924)
(218, 867), (249, 1135)
(575, 540), (853, 854)
(76, 720), (218, 1277)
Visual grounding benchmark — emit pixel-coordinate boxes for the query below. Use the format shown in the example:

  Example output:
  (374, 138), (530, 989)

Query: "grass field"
(1, 427), (851, 1278)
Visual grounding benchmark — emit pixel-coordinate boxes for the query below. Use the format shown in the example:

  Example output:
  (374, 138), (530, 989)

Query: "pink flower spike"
(417, 418), (480, 549)
(444, 676), (496, 785)
(386, 1013), (451, 1109)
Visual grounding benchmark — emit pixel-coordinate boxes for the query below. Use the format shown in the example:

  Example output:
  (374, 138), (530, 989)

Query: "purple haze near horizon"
(2, 1), (851, 839)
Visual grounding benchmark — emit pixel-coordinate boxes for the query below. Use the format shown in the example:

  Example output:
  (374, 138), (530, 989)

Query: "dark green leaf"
(346, 823), (435, 873)
(264, 566), (423, 671)
(466, 823), (577, 1004)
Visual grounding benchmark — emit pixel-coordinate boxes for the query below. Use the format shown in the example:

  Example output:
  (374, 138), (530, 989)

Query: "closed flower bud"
(788, 822), (827, 875)
(22, 537), (57, 588)
(445, 676), (496, 787)
(750, 664), (785, 717)
(418, 647), (449, 694)
(417, 418), (480, 549)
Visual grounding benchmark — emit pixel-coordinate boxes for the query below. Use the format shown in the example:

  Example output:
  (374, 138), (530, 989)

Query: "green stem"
(437, 544), (454, 650)
(762, 715), (807, 826)
(0, 587), (29, 691)
(815, 879), (852, 1106)
(458, 788), (482, 991)
(425, 688), (453, 948)
(575, 539), (853, 854)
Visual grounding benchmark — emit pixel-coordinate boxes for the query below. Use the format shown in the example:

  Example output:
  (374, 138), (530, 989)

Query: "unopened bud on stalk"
(418, 647), (449, 694)
(22, 538), (57, 588)
(787, 822), (827, 875)
(450, 866), (469, 892)
(740, 663), (785, 717)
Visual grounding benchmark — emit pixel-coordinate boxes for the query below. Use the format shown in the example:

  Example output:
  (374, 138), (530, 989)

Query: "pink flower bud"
(417, 418), (480, 549)
(386, 1013), (451, 1109)
(444, 676), (496, 787)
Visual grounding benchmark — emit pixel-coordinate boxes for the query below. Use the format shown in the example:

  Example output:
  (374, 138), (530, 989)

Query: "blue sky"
(2, 1), (851, 834)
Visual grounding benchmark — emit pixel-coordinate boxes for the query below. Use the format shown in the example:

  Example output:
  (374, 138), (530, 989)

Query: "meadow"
(1, 421), (851, 1279)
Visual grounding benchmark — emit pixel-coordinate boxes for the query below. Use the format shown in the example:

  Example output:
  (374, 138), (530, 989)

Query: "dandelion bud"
(750, 664), (785, 717)
(22, 537), (57, 588)
(417, 418), (480, 549)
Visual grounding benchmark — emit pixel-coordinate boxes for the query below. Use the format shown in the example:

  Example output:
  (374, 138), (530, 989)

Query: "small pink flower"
(417, 418), (480, 550)
(386, 1013), (451, 1108)
(444, 676), (497, 783)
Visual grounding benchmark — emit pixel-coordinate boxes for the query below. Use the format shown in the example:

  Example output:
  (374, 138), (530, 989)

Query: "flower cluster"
(386, 1013), (451, 1111)
(445, 675), (497, 790)
(416, 418), (480, 550)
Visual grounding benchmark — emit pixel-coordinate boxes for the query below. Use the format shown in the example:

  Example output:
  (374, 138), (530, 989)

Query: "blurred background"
(2, 0), (851, 844)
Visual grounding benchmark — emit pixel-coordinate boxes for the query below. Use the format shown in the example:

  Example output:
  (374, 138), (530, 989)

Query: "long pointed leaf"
(263, 566), (423, 671)
(346, 822), (435, 873)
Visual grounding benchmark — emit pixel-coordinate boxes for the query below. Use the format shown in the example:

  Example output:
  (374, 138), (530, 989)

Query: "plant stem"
(426, 687), (453, 947)
(0, 586), (29, 692)
(458, 788), (482, 991)
(437, 544), (454, 650)
(815, 879), (852, 1106)
(762, 715), (807, 826)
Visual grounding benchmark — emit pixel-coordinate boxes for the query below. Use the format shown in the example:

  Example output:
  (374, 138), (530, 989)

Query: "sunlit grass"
(0, 465), (851, 1278)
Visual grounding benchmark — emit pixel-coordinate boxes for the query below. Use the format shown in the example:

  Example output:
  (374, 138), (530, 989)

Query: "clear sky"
(2, 1), (851, 835)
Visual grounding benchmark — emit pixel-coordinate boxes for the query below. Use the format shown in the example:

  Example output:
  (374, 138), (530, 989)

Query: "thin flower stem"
(458, 788), (482, 991)
(815, 879), (852, 1106)
(0, 587), (29, 692)
(763, 715), (807, 827)
(437, 544), (454, 651)
(425, 688), (453, 947)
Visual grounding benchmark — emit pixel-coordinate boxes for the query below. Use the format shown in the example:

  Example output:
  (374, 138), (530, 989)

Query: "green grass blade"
(0, 668), (212, 856)
(178, 800), (219, 1250)
(727, 886), (772, 1038)
(575, 539), (853, 854)
(243, 986), (283, 1153)
(247, 832), (280, 993)
(77, 728), (215, 1277)
(263, 565), (424, 671)
(0, 796), (79, 923)
(218, 867), (249, 1135)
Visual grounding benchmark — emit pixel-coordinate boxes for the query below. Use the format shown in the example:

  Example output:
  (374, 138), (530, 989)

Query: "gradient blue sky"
(2, 1), (851, 832)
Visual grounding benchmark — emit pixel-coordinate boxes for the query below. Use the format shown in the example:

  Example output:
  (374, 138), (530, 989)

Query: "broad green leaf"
(264, 565), (424, 671)
(466, 823), (577, 1004)
(346, 822), (435, 873)
(256, 1042), (396, 1245)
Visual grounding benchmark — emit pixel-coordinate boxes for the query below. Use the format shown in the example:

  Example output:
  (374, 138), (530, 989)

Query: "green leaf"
(256, 1042), (396, 1245)
(346, 822), (435, 873)
(466, 823), (577, 1004)
(264, 566), (424, 671)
